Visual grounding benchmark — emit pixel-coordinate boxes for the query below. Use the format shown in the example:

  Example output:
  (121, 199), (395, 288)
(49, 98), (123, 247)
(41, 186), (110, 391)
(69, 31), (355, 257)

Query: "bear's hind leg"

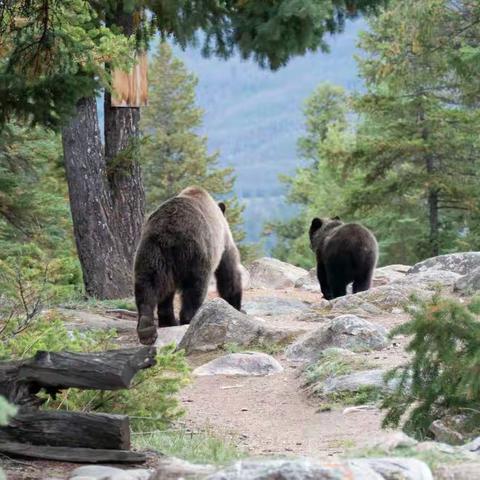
(316, 262), (332, 300)
(352, 271), (373, 294)
(135, 278), (159, 345)
(215, 247), (242, 310)
(157, 291), (177, 327)
(327, 271), (348, 299)
(180, 275), (209, 325)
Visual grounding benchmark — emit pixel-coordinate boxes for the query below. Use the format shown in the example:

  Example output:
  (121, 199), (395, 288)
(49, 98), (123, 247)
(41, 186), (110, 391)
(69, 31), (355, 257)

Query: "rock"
(286, 315), (389, 363)
(395, 271), (461, 289)
(193, 352), (283, 377)
(330, 284), (430, 313)
(430, 417), (468, 446)
(248, 258), (308, 289)
(370, 432), (418, 453)
(320, 369), (391, 395)
(462, 436), (480, 453)
(350, 458), (433, 480)
(454, 266), (480, 293)
(154, 325), (188, 348)
(148, 457), (216, 479)
(435, 463), (480, 480)
(57, 308), (136, 333)
(408, 252), (480, 276)
(242, 297), (312, 317)
(294, 268), (318, 292)
(178, 299), (302, 354)
(70, 466), (152, 480)
(293, 310), (331, 323)
(207, 458), (383, 480)
(373, 265), (411, 286)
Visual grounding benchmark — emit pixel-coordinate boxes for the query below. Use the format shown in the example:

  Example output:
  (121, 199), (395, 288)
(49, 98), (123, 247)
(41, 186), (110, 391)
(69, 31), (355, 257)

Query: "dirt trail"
(180, 288), (409, 459)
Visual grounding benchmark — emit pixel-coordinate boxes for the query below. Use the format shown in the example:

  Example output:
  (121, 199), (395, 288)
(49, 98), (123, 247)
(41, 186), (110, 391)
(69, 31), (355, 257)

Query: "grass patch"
(325, 386), (383, 406)
(133, 429), (245, 465)
(353, 445), (472, 471)
(304, 348), (374, 387)
(224, 341), (283, 356)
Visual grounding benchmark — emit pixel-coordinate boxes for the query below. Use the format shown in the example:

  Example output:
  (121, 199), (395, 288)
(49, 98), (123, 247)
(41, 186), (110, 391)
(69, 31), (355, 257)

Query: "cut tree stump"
(0, 411), (130, 449)
(0, 442), (146, 463)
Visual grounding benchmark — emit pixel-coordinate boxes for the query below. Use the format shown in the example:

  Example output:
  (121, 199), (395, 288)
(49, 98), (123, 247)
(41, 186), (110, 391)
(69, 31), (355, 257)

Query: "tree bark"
(0, 442), (145, 463)
(62, 97), (135, 298)
(0, 411), (130, 449)
(427, 157), (440, 257)
(104, 92), (145, 267)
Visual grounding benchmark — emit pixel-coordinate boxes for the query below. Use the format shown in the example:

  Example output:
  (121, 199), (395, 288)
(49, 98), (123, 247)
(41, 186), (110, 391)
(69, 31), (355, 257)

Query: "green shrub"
(2, 312), (190, 430)
(381, 293), (480, 439)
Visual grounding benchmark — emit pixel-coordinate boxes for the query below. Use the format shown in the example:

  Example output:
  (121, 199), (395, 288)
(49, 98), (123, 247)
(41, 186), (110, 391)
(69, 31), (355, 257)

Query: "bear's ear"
(331, 216), (340, 221)
(218, 202), (226, 214)
(310, 217), (323, 232)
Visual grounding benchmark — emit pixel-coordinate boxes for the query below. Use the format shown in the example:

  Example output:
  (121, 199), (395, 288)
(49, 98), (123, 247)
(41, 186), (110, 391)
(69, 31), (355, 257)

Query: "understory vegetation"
(381, 294), (480, 440)
(1, 312), (190, 431)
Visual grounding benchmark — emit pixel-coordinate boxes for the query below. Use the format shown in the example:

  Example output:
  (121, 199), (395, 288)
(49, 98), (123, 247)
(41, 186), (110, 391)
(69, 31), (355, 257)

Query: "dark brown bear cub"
(134, 186), (242, 345)
(309, 217), (378, 300)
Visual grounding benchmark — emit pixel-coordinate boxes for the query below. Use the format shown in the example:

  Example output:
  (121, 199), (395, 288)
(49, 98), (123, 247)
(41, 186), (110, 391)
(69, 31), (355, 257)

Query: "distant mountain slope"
(171, 21), (365, 248)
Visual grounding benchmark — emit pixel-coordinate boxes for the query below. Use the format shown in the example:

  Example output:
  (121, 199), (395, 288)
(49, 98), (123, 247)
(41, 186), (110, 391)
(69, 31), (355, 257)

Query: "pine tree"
(141, 42), (249, 253)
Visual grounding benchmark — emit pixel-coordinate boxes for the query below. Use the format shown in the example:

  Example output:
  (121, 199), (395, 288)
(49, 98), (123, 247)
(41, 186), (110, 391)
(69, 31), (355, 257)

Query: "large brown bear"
(309, 217), (378, 300)
(134, 186), (242, 345)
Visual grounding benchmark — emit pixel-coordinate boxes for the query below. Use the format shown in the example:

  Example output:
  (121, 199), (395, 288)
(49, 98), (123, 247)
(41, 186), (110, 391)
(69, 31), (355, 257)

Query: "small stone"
(193, 352), (283, 377)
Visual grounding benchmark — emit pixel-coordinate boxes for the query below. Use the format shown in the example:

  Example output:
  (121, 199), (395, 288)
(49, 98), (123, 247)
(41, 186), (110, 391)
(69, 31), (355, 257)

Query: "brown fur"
(134, 187), (242, 345)
(309, 217), (378, 300)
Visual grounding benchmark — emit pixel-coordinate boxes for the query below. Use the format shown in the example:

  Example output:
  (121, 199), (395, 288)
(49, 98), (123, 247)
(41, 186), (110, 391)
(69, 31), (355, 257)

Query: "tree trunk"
(104, 92), (145, 267)
(426, 156), (440, 257)
(62, 97), (138, 298)
(61, 5), (146, 299)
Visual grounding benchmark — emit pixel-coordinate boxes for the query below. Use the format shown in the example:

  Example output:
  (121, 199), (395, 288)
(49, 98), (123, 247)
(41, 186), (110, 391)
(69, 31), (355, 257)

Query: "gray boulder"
(207, 458), (383, 480)
(330, 284), (431, 314)
(70, 466), (152, 480)
(285, 315), (389, 363)
(373, 265), (410, 286)
(248, 258), (308, 289)
(395, 271), (461, 289)
(435, 463), (480, 480)
(178, 299), (301, 354)
(350, 458), (433, 480)
(408, 252), (480, 276)
(148, 457), (216, 479)
(320, 369), (392, 395)
(242, 296), (312, 317)
(454, 266), (480, 293)
(193, 352), (283, 377)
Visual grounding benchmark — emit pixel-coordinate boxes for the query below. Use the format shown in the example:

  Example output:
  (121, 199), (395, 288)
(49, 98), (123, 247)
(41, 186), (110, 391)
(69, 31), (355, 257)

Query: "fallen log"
(0, 411), (130, 449)
(18, 346), (156, 392)
(0, 442), (146, 463)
